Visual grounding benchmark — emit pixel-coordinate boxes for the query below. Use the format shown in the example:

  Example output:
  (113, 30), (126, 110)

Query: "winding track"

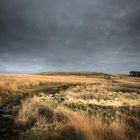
(0, 101), (17, 140)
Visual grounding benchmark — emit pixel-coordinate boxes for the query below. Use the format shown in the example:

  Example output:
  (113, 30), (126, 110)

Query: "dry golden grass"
(0, 74), (107, 106)
(0, 73), (140, 139)
(0, 73), (139, 94)
(60, 84), (140, 108)
(15, 96), (54, 129)
(14, 96), (140, 140)
(62, 84), (109, 101)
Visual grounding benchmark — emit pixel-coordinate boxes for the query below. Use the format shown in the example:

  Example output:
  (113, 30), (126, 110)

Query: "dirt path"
(0, 101), (17, 139)
(0, 93), (28, 140)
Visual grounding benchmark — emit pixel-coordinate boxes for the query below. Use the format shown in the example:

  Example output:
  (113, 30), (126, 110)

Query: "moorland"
(0, 72), (140, 140)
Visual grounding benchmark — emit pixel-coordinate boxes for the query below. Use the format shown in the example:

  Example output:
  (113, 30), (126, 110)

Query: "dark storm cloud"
(0, 0), (140, 73)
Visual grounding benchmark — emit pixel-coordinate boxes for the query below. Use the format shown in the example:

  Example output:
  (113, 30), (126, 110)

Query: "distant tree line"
(129, 71), (140, 77)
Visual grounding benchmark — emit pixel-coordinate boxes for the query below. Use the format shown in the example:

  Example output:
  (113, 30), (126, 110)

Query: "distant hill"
(33, 71), (110, 76)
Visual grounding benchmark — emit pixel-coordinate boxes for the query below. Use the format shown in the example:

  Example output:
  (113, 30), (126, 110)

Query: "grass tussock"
(14, 96), (140, 140)
(15, 96), (54, 130)
(63, 84), (109, 101)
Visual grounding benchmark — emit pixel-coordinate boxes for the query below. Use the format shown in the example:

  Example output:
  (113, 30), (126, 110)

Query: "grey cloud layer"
(0, 0), (140, 73)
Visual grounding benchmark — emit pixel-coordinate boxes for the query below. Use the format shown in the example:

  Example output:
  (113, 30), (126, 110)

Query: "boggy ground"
(0, 72), (140, 140)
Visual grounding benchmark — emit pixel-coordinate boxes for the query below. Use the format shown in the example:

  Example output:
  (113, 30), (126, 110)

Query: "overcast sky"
(0, 0), (140, 73)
